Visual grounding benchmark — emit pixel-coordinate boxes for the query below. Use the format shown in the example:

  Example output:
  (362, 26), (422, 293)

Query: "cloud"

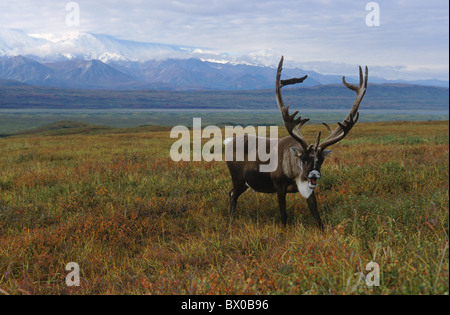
(0, 0), (448, 81)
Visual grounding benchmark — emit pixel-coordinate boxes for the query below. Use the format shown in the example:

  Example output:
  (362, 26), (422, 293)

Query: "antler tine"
(364, 65), (368, 89)
(314, 131), (321, 153)
(318, 66), (368, 151)
(359, 65), (363, 87)
(322, 122), (333, 134)
(276, 56), (310, 151)
(342, 66), (366, 92)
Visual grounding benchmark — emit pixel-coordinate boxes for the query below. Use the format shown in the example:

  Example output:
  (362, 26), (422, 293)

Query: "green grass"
(0, 120), (448, 295)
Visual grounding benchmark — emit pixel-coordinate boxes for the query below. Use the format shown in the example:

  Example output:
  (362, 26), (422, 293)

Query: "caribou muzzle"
(308, 170), (321, 189)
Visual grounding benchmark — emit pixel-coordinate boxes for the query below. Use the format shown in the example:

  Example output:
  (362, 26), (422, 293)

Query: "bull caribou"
(225, 56), (368, 228)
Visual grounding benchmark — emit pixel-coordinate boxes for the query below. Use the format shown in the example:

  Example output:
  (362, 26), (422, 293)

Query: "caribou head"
(276, 56), (368, 194)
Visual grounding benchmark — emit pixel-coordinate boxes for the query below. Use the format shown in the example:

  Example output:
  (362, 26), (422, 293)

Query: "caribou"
(224, 56), (368, 229)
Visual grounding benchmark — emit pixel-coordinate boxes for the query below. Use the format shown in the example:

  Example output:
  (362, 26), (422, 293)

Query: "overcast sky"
(1, 0), (448, 81)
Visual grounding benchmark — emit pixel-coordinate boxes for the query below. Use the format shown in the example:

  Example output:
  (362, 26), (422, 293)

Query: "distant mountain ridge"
(1, 55), (449, 91)
(0, 55), (338, 90)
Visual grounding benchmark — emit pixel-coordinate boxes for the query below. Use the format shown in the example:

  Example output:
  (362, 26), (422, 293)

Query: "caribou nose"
(308, 170), (321, 180)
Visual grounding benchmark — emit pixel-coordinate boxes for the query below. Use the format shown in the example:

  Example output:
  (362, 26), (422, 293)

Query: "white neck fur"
(296, 176), (314, 199)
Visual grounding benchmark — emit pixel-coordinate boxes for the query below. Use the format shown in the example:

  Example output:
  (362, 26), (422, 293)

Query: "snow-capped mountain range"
(0, 28), (448, 90)
(0, 28), (205, 63)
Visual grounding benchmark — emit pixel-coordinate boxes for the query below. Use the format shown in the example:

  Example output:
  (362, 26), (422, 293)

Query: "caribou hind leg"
(277, 190), (288, 227)
(274, 182), (288, 227)
(229, 179), (248, 218)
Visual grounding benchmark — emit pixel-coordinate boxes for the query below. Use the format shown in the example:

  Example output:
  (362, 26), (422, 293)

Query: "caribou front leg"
(306, 191), (324, 229)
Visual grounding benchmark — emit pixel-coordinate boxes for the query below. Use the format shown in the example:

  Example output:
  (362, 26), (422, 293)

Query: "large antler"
(276, 56), (310, 151)
(318, 66), (369, 151)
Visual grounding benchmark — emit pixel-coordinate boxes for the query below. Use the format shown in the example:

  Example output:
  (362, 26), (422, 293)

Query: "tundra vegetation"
(0, 120), (448, 295)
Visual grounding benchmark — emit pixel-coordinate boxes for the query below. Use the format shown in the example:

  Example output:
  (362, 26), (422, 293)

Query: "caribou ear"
(322, 150), (332, 158)
(290, 147), (303, 157)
